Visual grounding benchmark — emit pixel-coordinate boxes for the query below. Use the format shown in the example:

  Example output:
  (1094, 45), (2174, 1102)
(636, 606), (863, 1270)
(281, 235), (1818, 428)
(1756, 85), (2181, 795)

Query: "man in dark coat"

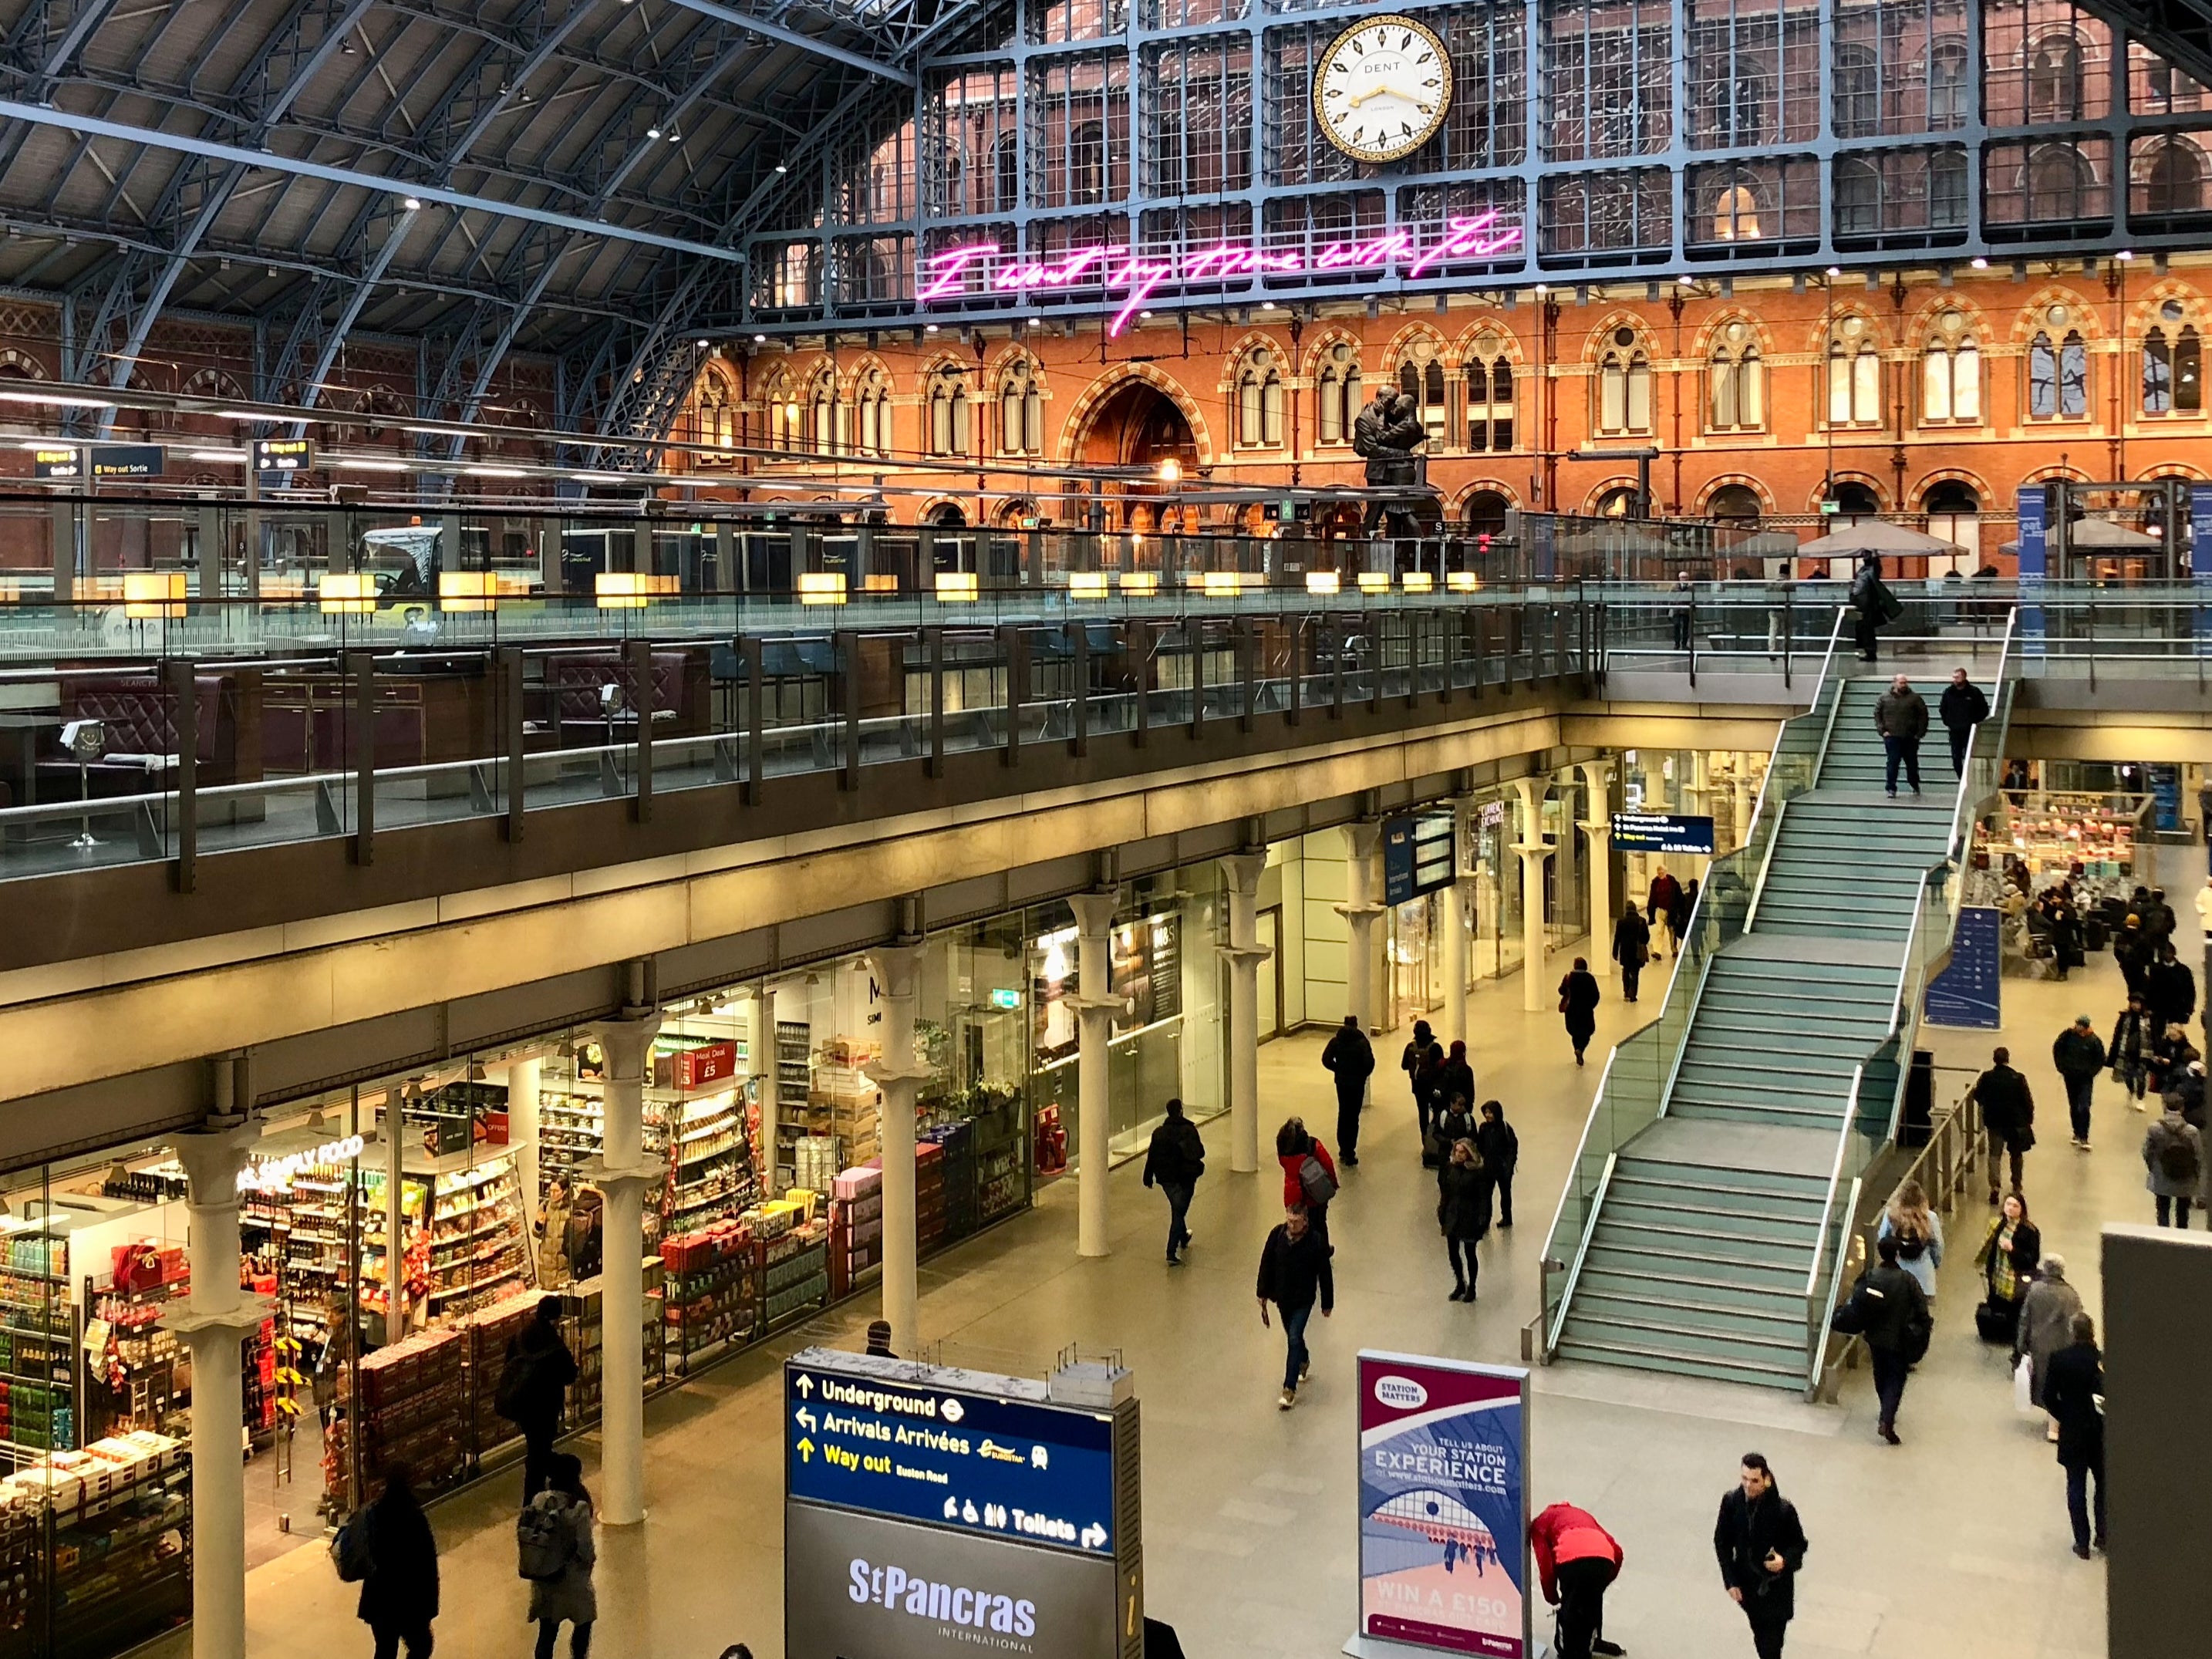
(499, 1296), (581, 1502)
(1141, 1097), (1206, 1264)
(1611, 902), (1651, 1002)
(1255, 1205), (1334, 1411)
(1322, 1013), (1376, 1165)
(1714, 1453), (1808, 1659)
(355, 1462), (440, 1658)
(1873, 673), (1928, 798)
(1966, 1045), (2035, 1202)
(2148, 942), (2197, 1034)
(1849, 552), (1893, 662)
(1399, 1019), (1437, 1141)
(2042, 1312), (2106, 1558)
(1558, 957), (1602, 1067)
(1853, 1234), (1930, 1445)
(1356, 390), (1425, 535)
(2052, 1015), (2109, 1148)
(1938, 666), (1991, 777)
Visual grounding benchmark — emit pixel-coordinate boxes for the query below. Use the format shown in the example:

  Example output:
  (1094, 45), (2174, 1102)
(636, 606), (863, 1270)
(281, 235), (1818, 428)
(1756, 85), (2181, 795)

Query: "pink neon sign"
(914, 211), (1525, 336)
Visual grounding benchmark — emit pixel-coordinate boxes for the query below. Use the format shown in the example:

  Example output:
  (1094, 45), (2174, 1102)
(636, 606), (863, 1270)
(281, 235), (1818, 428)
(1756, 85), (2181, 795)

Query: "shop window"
(1236, 347), (1283, 447)
(998, 357), (1044, 456)
(1396, 339), (1448, 443)
(1316, 341), (1361, 445)
(1922, 311), (1981, 424)
(928, 367), (973, 456)
(2143, 304), (2203, 413)
(2027, 318), (2089, 419)
(1465, 340), (1515, 453)
(1826, 320), (1882, 427)
(1708, 322), (1763, 433)
(1595, 327), (1651, 436)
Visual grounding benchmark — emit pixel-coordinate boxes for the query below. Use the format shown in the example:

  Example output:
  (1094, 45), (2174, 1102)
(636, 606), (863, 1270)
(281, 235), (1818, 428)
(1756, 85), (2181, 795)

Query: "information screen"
(1610, 812), (1715, 855)
(1384, 811), (1458, 905)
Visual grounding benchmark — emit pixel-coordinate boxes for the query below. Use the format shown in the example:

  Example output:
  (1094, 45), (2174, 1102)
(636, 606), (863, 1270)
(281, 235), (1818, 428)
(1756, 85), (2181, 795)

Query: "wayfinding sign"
(1384, 811), (1458, 905)
(1924, 905), (2001, 1030)
(90, 443), (164, 479)
(1610, 811), (1715, 855)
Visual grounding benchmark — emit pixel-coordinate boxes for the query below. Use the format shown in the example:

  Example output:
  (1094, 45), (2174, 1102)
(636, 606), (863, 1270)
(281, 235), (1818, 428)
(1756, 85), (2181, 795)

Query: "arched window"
(1921, 310), (1981, 423)
(1595, 326), (1651, 436)
(1931, 149), (1969, 226)
(1712, 181), (1762, 243)
(1708, 484), (1763, 524)
(1826, 319), (1881, 426)
(853, 369), (892, 459)
(1465, 336), (1515, 453)
(993, 132), (1020, 211)
(1463, 489), (1510, 538)
(2028, 143), (2096, 221)
(1924, 480), (1981, 567)
(763, 373), (801, 454)
(998, 358), (1043, 456)
(1834, 157), (1880, 235)
(696, 376), (736, 456)
(1593, 485), (1640, 518)
(1830, 481), (1881, 518)
(1235, 347), (1284, 448)
(2027, 319), (2089, 419)
(1928, 39), (1970, 129)
(2139, 136), (2207, 214)
(1396, 339), (1448, 443)
(2028, 35), (2086, 123)
(927, 367), (973, 456)
(1071, 120), (1107, 204)
(2143, 300), (2203, 414)
(1708, 322), (1763, 433)
(1833, 46), (1878, 138)
(1316, 342), (1361, 445)
(808, 369), (839, 453)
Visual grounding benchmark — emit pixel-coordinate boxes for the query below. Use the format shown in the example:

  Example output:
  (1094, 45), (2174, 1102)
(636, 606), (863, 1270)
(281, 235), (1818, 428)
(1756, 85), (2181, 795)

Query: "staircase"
(1547, 632), (2017, 1394)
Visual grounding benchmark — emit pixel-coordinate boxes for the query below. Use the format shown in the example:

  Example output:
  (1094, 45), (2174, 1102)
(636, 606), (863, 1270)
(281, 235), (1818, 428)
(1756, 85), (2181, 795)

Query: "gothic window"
(853, 369), (892, 459)
(1827, 319), (1882, 426)
(2028, 143), (2096, 221)
(1834, 157), (1880, 235)
(1921, 311), (1981, 423)
(2138, 135), (2207, 214)
(2143, 300), (2203, 414)
(1928, 39), (1970, 130)
(1712, 182), (1762, 242)
(998, 358), (1044, 456)
(927, 368), (973, 456)
(1833, 46), (1878, 138)
(1708, 322), (1764, 433)
(1397, 339), (1448, 443)
(764, 373), (801, 454)
(1596, 326), (1651, 435)
(1316, 342), (1361, 445)
(697, 377), (736, 457)
(2027, 312), (2089, 419)
(809, 369), (839, 453)
(1235, 347), (1284, 448)
(2028, 34), (2086, 123)
(1465, 337), (1516, 453)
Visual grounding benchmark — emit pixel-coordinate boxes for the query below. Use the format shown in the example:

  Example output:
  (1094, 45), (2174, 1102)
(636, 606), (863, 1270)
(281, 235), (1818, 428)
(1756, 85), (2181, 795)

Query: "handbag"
(1829, 1278), (1869, 1337)
(2012, 1353), (2036, 1415)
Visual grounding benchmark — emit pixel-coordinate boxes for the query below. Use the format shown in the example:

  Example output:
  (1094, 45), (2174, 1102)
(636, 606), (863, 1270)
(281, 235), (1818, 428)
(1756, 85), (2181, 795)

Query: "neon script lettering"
(914, 212), (1525, 336)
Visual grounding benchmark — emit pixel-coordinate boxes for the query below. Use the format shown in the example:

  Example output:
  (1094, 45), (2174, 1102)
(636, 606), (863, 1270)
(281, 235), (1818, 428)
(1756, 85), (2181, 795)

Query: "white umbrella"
(1795, 520), (1965, 559)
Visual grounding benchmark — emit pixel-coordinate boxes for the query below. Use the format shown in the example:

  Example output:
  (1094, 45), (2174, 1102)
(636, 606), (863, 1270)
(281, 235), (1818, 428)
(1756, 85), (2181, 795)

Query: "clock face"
(1313, 15), (1453, 164)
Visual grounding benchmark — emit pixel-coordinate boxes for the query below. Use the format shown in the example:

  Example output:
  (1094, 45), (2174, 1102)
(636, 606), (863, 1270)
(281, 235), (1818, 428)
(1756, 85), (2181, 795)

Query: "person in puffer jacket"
(1530, 1502), (1625, 1659)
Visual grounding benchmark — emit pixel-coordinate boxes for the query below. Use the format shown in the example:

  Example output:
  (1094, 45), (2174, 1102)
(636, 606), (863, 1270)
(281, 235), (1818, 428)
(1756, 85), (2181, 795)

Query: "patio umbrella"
(1999, 518), (2164, 558)
(1794, 520), (1965, 560)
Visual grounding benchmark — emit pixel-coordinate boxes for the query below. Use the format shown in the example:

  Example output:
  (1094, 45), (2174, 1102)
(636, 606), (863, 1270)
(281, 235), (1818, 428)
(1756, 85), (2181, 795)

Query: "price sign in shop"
(785, 1354), (1118, 1556)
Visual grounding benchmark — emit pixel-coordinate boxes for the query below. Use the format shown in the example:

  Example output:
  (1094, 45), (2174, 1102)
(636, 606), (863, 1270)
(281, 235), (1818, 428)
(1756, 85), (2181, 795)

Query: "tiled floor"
(148, 842), (2207, 1659)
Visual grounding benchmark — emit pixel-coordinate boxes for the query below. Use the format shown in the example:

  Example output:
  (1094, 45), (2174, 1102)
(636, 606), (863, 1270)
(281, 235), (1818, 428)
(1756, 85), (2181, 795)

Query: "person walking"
(1141, 1098), (1206, 1263)
(1276, 1118), (1338, 1249)
(1411, 1039), (1448, 1150)
(1430, 1095), (1475, 1168)
(1939, 666), (1990, 777)
(497, 1296), (581, 1503)
(1850, 551), (1897, 663)
(1974, 1192), (2041, 1344)
(1713, 1453), (1808, 1659)
(2015, 1255), (2085, 1438)
(2147, 943), (2197, 1034)
(2052, 1015), (2107, 1148)
(1398, 1019), (1434, 1124)
(1966, 1047), (2035, 1202)
(1440, 1040), (1476, 1126)
(520, 1453), (596, 1659)
(1476, 1100), (1519, 1227)
(1435, 1139), (1494, 1303)
(351, 1462), (440, 1659)
(1647, 867), (1682, 957)
(1671, 571), (1694, 652)
(1255, 1205), (1334, 1410)
(2142, 1098), (2203, 1227)
(1322, 1014), (1375, 1168)
(1848, 1235), (1930, 1445)
(1873, 673), (1927, 800)
(2110, 993), (2155, 1108)
(2153, 1023), (2201, 1101)
(1671, 878), (1700, 952)
(1559, 957), (1602, 1067)
(2114, 916), (2152, 1000)
(1611, 902), (1651, 1003)
(1530, 1502), (1626, 1659)
(1875, 1179), (1943, 1305)
(2042, 1312), (2107, 1560)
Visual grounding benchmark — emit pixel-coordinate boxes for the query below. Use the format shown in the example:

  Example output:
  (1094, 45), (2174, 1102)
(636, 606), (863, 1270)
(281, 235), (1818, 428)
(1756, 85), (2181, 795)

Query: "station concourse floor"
(167, 852), (2208, 1659)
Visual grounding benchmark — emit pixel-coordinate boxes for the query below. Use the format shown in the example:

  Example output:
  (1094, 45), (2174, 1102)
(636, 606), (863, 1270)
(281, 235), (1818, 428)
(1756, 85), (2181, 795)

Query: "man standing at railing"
(1938, 666), (1990, 778)
(1874, 673), (1928, 800)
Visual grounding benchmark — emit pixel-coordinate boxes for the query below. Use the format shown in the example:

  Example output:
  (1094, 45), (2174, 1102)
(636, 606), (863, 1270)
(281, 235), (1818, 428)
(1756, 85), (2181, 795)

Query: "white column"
(866, 945), (929, 1354)
(1442, 800), (1475, 1047)
(1579, 761), (1615, 978)
(1685, 750), (1715, 884)
(1336, 821), (1385, 1035)
(1068, 891), (1123, 1258)
(1517, 843), (1553, 1012)
(163, 1125), (269, 1659)
(750, 986), (779, 1197)
(1218, 854), (1270, 1175)
(508, 1057), (543, 1223)
(588, 1013), (662, 1526)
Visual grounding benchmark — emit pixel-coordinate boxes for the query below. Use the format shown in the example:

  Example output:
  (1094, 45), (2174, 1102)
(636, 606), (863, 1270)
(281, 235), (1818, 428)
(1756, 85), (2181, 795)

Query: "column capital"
(168, 1121), (260, 1202)
(1334, 901), (1386, 923)
(577, 1155), (666, 1189)
(160, 1297), (277, 1340)
(1343, 819), (1384, 858)
(1218, 851), (1267, 894)
(1514, 841), (1554, 862)
(1067, 889), (1121, 936)
(867, 942), (926, 1000)
(1579, 818), (1612, 844)
(1577, 759), (1614, 795)
(1217, 942), (1274, 966)
(595, 1013), (663, 1076)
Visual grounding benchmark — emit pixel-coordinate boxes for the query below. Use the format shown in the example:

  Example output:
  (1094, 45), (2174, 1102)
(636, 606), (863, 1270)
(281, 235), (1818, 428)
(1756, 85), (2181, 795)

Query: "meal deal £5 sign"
(1354, 1352), (1530, 1658)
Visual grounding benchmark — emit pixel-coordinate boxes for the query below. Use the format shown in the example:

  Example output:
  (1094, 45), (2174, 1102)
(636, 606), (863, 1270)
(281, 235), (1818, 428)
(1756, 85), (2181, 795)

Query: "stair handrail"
(1538, 1044), (1624, 1353)
(1804, 1175), (1863, 1398)
(1944, 607), (2021, 865)
(1655, 953), (1716, 1117)
(1548, 1152), (1620, 1356)
(1742, 797), (1788, 932)
(1803, 1060), (1866, 1313)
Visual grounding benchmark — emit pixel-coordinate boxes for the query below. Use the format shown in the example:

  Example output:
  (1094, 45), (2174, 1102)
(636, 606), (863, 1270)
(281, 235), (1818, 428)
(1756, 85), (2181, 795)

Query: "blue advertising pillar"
(2014, 486), (2046, 656)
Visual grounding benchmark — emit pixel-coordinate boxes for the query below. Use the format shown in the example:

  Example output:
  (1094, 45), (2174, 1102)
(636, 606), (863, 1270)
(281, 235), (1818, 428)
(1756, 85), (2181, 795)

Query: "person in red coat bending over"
(1529, 1502), (1625, 1659)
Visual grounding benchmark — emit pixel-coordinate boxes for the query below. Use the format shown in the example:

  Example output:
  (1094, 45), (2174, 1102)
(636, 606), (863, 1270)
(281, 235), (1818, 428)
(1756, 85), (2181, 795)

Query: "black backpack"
(2158, 1129), (2201, 1186)
(494, 1347), (538, 1423)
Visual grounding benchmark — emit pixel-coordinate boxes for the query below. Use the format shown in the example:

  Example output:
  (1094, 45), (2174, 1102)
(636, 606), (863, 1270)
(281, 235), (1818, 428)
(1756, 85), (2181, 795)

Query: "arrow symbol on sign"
(795, 1407), (818, 1434)
(943, 1495), (959, 1519)
(794, 1374), (814, 1398)
(1081, 1523), (1108, 1550)
(796, 1438), (815, 1463)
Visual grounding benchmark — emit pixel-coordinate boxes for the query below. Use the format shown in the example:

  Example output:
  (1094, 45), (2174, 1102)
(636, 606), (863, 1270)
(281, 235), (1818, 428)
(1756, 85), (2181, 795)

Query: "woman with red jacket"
(1529, 1502), (1625, 1659)
(1275, 1118), (1338, 1249)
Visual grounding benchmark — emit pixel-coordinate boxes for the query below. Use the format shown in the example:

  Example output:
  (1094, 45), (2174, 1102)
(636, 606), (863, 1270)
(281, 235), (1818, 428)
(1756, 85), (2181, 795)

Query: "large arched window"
(2138, 135), (2208, 214)
(1235, 346), (1284, 448)
(1595, 326), (1651, 436)
(1396, 338), (1448, 443)
(852, 369), (892, 459)
(2027, 143), (2096, 221)
(1463, 488), (1510, 538)
(1711, 180), (1762, 242)
(763, 372), (802, 454)
(1593, 485), (1640, 518)
(998, 357), (1043, 456)
(1928, 39), (1970, 129)
(1070, 120), (1107, 204)
(1316, 342), (1361, 446)
(696, 376), (736, 457)
(2143, 300), (2204, 414)
(1826, 319), (1882, 426)
(2028, 34), (2086, 123)
(1708, 484), (1763, 524)
(1833, 46), (1877, 137)
(808, 369), (840, 453)
(1924, 481), (1981, 568)
(1465, 335), (1515, 453)
(1921, 310), (1981, 423)
(1708, 321), (1763, 433)
(993, 133), (1020, 210)
(2027, 317), (2089, 419)
(1834, 157), (1880, 235)
(927, 367), (973, 456)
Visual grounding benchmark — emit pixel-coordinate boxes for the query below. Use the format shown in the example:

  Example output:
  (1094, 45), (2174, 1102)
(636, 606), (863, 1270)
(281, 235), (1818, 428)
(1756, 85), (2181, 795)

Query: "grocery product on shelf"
(0, 1229), (73, 1454)
(0, 1431), (191, 1659)
(561, 1261), (666, 1420)
(659, 1221), (757, 1374)
(760, 1220), (830, 1329)
(344, 1327), (465, 1490)
(828, 1166), (882, 1300)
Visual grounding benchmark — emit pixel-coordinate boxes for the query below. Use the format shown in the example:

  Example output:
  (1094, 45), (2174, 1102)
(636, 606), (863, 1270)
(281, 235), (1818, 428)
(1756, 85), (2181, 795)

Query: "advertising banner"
(1354, 1353), (1529, 1658)
(787, 1502), (1121, 1659)
(1924, 905), (2001, 1030)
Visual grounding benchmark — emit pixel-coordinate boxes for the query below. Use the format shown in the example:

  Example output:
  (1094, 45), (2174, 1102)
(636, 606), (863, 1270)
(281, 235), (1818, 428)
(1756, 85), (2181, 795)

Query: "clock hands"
(1345, 81), (1434, 112)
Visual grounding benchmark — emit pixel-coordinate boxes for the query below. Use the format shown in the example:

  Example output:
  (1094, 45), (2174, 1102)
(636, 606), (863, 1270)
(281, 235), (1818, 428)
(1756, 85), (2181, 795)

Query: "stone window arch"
(1826, 315), (1882, 427)
(1315, 340), (1362, 447)
(2143, 297), (2203, 415)
(852, 367), (892, 459)
(997, 356), (1043, 457)
(1464, 332), (1515, 453)
(1594, 324), (1652, 437)
(2026, 304), (2090, 419)
(1234, 346), (1284, 449)
(1921, 309), (1981, 424)
(927, 366), (974, 456)
(1394, 336), (1448, 443)
(1708, 319), (1763, 433)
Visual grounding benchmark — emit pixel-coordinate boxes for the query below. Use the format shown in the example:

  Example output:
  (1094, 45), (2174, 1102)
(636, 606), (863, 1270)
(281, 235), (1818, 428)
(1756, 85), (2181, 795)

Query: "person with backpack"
(2052, 1015), (2108, 1148)
(1965, 1047), (2035, 1204)
(1875, 1179), (1942, 1304)
(519, 1452), (596, 1659)
(1322, 1013), (1376, 1167)
(2110, 991), (2154, 1107)
(1435, 1138), (1494, 1303)
(1439, 1040), (1475, 1126)
(1427, 1095), (1475, 1170)
(342, 1462), (440, 1659)
(2143, 1098), (2203, 1227)
(1558, 957), (1602, 1067)
(1475, 1100), (1520, 1228)
(1255, 1203), (1334, 1410)
(1141, 1098), (1206, 1264)
(1713, 1452), (1808, 1658)
(1275, 1118), (1338, 1249)
(498, 1297), (581, 1502)
(1844, 1234), (1930, 1445)
(2041, 1312), (2107, 1559)
(1529, 1502), (1626, 1659)
(1611, 902), (1651, 1003)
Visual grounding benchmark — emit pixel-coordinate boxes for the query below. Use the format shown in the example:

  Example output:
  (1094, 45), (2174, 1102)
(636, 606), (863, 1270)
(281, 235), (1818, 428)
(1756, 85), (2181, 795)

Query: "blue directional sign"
(1610, 811), (1715, 855)
(1383, 811), (1457, 906)
(785, 1356), (1118, 1556)
(1924, 905), (2001, 1030)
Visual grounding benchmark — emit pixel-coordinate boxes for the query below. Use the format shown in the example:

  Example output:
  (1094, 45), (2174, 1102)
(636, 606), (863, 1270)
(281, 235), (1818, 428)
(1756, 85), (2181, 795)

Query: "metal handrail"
(1804, 1061), (1866, 1303)
(1742, 797), (1788, 932)
(1944, 608), (2020, 862)
(1549, 1152), (1619, 1356)
(1804, 1176), (1863, 1398)
(1656, 953), (1716, 1118)
(1537, 1042), (1621, 1288)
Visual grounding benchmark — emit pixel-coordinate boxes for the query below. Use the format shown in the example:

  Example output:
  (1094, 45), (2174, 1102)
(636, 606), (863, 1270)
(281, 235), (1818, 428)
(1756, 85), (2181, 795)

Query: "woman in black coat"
(1435, 1139), (1493, 1303)
(1557, 957), (1602, 1066)
(357, 1463), (440, 1657)
(2041, 1313), (2106, 1558)
(1974, 1191), (2042, 1342)
(1611, 902), (1651, 1003)
(2047, 895), (2085, 980)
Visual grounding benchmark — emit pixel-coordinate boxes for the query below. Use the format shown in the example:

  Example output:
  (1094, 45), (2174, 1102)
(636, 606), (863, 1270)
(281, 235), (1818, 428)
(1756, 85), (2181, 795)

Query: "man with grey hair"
(2015, 1253), (2084, 1443)
(2052, 1014), (2107, 1149)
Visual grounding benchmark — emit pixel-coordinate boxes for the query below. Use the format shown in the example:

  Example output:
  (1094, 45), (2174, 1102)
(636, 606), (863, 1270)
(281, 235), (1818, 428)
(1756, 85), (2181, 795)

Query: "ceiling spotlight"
(696, 338), (710, 347)
(753, 332), (767, 343)
(1260, 300), (1277, 311)
(925, 323), (939, 333)
(1676, 275), (1693, 286)
(1825, 265), (1841, 278)
(646, 127), (663, 140)
(775, 163), (788, 174)
(2117, 248), (2135, 261)
(1970, 256), (1989, 269)
(401, 196), (421, 211)
(666, 131), (680, 143)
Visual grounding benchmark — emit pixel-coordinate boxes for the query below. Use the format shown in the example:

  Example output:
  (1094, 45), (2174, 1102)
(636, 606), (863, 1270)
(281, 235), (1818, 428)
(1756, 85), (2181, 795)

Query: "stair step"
(1668, 1088), (1853, 1118)
(1609, 1167), (1833, 1210)
(1571, 1286), (1807, 1334)
(1673, 1061), (1858, 1100)
(1587, 1227), (1816, 1286)
(1553, 1337), (1804, 1391)
(1576, 1263), (1809, 1317)
(1601, 1196), (1823, 1243)
(1688, 1019), (1890, 1056)
(1565, 1307), (1809, 1359)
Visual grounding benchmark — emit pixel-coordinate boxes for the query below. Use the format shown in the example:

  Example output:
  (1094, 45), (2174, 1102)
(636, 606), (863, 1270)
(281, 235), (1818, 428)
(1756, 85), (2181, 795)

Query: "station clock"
(1313, 15), (1453, 164)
